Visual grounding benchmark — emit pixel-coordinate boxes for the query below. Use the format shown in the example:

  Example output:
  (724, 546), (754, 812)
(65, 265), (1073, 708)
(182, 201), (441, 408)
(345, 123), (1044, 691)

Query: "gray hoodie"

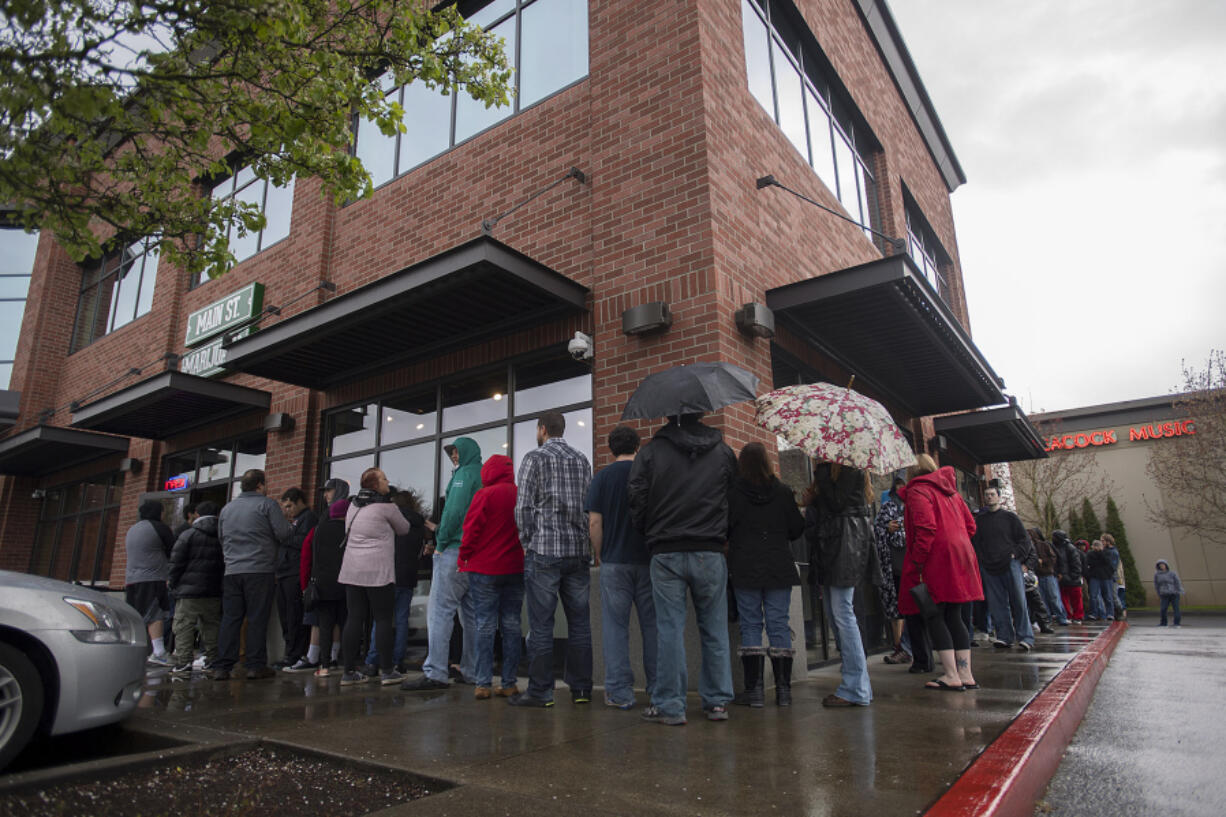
(124, 501), (175, 584)
(1153, 560), (1184, 596)
(217, 490), (292, 575)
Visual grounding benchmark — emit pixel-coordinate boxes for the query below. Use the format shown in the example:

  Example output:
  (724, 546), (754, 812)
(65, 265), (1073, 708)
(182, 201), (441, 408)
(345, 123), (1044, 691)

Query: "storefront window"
(30, 472), (124, 586)
(326, 455), (374, 499)
(0, 226), (37, 389)
(328, 404), (378, 456)
(442, 370), (508, 431)
(161, 434), (268, 506)
(382, 390), (438, 446)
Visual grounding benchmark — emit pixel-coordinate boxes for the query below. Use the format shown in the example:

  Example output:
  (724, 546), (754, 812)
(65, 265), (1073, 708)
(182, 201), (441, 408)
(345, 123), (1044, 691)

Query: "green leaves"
(0, 0), (511, 280)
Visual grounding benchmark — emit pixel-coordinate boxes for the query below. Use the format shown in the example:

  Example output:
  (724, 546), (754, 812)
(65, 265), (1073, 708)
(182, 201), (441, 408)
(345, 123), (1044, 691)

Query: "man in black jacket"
(275, 488), (318, 669)
(168, 501), (224, 674)
(628, 414), (737, 725)
(971, 486), (1034, 651)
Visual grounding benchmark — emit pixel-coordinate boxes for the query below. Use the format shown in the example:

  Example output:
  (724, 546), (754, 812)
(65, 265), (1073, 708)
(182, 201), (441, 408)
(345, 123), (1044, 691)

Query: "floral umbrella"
(755, 383), (916, 474)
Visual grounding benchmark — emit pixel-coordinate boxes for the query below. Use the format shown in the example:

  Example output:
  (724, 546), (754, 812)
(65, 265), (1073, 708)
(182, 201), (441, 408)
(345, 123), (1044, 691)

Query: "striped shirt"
(515, 437), (592, 558)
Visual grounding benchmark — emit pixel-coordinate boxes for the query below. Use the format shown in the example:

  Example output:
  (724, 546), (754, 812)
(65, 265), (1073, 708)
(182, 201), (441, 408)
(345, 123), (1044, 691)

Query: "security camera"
(567, 331), (593, 361)
(31, 488), (46, 500)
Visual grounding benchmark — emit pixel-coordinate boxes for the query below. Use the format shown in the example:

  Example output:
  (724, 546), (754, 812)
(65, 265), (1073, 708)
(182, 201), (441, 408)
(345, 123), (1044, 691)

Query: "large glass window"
(0, 227), (37, 388)
(161, 434), (268, 500)
(71, 236), (160, 353)
(350, 0), (590, 190)
(205, 164), (295, 282)
(30, 472), (124, 587)
(741, 0), (880, 244)
(904, 194), (952, 303)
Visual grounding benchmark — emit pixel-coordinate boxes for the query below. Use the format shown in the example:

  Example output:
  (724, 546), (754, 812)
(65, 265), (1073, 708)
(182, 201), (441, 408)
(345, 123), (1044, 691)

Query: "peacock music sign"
(1044, 420), (1196, 452)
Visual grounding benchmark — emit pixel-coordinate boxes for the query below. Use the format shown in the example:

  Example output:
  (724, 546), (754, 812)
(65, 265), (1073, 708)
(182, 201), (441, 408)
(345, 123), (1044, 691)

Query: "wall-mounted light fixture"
(264, 413), (296, 433)
(622, 302), (673, 336)
(735, 303), (775, 338)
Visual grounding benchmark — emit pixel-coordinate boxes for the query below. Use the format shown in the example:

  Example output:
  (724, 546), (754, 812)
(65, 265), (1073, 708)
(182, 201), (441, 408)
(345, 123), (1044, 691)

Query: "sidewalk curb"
(923, 621), (1128, 817)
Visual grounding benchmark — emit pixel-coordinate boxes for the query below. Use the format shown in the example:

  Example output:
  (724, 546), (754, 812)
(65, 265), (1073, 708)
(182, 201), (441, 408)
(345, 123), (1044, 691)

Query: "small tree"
(1105, 496), (1145, 607)
(1042, 498), (1060, 538)
(1081, 498), (1103, 542)
(1011, 418), (1113, 537)
(1067, 505), (1084, 542)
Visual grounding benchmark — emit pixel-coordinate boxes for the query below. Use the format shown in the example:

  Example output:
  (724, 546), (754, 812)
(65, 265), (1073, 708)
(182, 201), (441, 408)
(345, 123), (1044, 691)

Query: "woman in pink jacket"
(338, 467), (409, 687)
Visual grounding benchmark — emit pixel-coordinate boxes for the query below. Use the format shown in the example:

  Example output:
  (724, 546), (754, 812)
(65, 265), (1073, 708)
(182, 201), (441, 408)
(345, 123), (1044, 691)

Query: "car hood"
(0, 569), (136, 631)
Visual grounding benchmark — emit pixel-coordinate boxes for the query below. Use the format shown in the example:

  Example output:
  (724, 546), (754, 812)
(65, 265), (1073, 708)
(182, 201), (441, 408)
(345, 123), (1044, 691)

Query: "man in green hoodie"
(403, 437), (482, 689)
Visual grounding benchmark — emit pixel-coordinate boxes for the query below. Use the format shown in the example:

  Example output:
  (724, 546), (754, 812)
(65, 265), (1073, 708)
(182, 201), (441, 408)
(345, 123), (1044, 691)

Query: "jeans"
(366, 585), (414, 668)
(1117, 586), (1127, 611)
(423, 547), (476, 683)
(827, 584), (871, 704)
(1159, 593), (1181, 626)
(650, 551), (733, 717)
(468, 572), (524, 688)
(1039, 574), (1068, 624)
(600, 562), (657, 704)
(1088, 577), (1116, 619)
(216, 572), (276, 671)
(524, 551), (592, 701)
(733, 586), (792, 650)
(981, 559), (1034, 646)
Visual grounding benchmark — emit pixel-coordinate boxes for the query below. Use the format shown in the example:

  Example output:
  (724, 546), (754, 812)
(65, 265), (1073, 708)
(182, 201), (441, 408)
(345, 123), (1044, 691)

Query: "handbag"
(910, 582), (940, 620)
(302, 578), (320, 613)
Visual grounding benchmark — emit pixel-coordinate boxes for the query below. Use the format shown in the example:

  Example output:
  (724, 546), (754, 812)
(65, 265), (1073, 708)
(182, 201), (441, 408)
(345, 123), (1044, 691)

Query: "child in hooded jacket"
(1153, 559), (1184, 627)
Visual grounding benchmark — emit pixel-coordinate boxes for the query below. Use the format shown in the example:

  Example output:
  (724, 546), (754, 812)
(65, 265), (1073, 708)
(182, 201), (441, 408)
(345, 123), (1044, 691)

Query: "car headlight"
(64, 597), (138, 644)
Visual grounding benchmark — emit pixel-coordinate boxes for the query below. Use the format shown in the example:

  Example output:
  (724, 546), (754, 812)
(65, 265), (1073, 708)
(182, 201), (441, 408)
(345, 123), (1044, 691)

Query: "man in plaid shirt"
(510, 411), (593, 707)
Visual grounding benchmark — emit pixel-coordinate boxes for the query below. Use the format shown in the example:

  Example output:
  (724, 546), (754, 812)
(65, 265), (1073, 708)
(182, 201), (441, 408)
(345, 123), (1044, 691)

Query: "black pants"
(342, 584), (394, 672)
(1025, 584), (1051, 627)
(315, 599), (347, 667)
(904, 614), (932, 670)
(217, 573), (276, 671)
(275, 574), (311, 662)
(926, 601), (971, 652)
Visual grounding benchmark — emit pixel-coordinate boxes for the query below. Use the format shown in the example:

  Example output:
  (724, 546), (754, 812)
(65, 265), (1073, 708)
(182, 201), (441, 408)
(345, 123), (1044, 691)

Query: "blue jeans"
(1159, 593), (1181, 626)
(423, 547), (476, 683)
(468, 572), (524, 688)
(733, 586), (792, 650)
(524, 551), (592, 701)
(827, 584), (871, 704)
(981, 559), (1033, 646)
(366, 585), (414, 668)
(600, 562), (657, 704)
(650, 551), (733, 718)
(1039, 574), (1068, 624)
(1117, 586), (1127, 611)
(1089, 577), (1115, 619)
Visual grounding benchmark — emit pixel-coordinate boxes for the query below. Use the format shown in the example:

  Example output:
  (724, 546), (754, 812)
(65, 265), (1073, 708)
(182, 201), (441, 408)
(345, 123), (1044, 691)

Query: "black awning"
(71, 371), (271, 439)
(0, 425), (128, 476)
(220, 236), (590, 390)
(934, 403), (1048, 465)
(766, 254), (1005, 417)
(0, 390), (19, 430)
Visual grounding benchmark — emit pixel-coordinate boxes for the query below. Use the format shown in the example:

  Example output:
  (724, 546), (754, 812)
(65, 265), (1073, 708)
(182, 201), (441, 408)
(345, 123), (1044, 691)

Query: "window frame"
(29, 471), (125, 587)
(69, 235), (160, 353)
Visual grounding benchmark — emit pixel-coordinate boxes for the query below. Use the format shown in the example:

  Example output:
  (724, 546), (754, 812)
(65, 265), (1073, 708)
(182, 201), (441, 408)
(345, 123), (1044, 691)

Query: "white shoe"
(192, 654), (207, 669)
(146, 652), (173, 668)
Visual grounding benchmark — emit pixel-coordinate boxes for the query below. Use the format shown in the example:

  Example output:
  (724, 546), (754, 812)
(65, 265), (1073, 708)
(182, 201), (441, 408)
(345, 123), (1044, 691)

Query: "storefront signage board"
(184, 282), (264, 347)
(180, 327), (252, 378)
(1044, 419), (1196, 452)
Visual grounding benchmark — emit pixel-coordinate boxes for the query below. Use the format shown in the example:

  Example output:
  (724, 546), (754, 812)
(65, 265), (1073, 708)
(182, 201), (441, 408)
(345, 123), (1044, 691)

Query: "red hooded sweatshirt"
(459, 455), (523, 575)
(897, 466), (983, 614)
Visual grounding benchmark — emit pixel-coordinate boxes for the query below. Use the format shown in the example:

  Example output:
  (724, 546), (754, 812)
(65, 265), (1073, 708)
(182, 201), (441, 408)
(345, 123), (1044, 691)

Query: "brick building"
(0, 0), (1045, 657)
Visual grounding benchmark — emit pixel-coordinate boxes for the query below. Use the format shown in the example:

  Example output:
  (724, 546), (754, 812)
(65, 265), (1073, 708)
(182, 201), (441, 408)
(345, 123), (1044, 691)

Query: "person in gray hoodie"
(1153, 559), (1185, 627)
(124, 500), (176, 666)
(213, 469), (292, 680)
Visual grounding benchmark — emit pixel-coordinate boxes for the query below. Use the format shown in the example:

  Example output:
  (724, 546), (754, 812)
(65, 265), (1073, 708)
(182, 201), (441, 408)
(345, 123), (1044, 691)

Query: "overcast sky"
(887, 0), (1226, 413)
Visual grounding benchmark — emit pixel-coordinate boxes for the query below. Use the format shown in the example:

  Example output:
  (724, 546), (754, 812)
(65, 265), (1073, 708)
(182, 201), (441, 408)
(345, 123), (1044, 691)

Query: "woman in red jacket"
(459, 455), (524, 700)
(898, 454), (983, 691)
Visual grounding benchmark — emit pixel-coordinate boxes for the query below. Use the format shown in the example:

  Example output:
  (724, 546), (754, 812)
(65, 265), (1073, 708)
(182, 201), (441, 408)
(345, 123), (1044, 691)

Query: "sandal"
(925, 679), (965, 692)
(961, 682), (980, 690)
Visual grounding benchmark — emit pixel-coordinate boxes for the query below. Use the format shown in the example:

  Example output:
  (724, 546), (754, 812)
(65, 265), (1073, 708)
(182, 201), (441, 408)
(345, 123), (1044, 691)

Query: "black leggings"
(926, 601), (971, 652)
(342, 584), (394, 672)
(315, 599), (347, 667)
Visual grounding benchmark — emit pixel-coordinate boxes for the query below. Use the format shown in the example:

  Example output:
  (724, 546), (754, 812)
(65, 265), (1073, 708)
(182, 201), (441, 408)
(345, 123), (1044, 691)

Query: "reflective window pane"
(107, 260), (140, 331)
(199, 445), (233, 483)
(399, 82), (453, 172)
(329, 404), (378, 455)
(73, 513), (103, 584)
(356, 116), (398, 188)
(454, 19), (513, 142)
(380, 442), (436, 506)
(50, 518), (77, 582)
(96, 510), (120, 587)
(30, 522), (57, 576)
(512, 407), (592, 478)
(328, 455), (375, 500)
(0, 276), (31, 299)
(442, 371), (507, 431)
(0, 363), (11, 390)
(261, 178), (295, 249)
(520, 0), (589, 107)
(0, 301), (27, 361)
(806, 86), (836, 190)
(514, 358), (592, 416)
(833, 128), (861, 222)
(468, 0), (514, 28)
(773, 41), (808, 159)
(164, 451), (197, 485)
(742, 0), (774, 115)
(1, 228), (39, 275)
(234, 436), (267, 478)
(230, 178), (265, 262)
(441, 426), (507, 487)
(382, 390), (437, 446)
(136, 244), (158, 317)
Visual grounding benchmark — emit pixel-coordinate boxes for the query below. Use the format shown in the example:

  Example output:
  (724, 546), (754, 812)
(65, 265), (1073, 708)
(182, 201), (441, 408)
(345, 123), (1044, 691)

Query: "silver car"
(0, 570), (148, 770)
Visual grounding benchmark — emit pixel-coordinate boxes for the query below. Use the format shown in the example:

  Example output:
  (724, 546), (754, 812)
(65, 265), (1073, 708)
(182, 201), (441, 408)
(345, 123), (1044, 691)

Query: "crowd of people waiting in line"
(120, 410), (1183, 724)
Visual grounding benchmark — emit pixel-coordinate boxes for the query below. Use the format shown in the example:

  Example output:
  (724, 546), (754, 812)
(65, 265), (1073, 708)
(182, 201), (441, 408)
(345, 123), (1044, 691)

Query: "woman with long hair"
(727, 443), (805, 707)
(897, 454), (982, 691)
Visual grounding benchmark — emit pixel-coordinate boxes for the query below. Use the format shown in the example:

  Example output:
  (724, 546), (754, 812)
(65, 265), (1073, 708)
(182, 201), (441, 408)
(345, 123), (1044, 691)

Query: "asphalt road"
(1037, 613), (1226, 817)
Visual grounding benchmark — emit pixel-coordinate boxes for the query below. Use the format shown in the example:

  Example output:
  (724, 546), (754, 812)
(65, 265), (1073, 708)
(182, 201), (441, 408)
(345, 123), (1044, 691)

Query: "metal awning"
(71, 371), (271, 439)
(766, 254), (1005, 417)
(0, 425), (128, 476)
(934, 403), (1048, 465)
(0, 391), (19, 431)
(220, 236), (590, 390)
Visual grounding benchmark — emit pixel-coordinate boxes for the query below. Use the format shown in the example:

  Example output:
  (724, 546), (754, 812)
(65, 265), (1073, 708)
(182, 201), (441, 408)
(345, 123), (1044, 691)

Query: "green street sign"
(184, 282), (264, 347)
(180, 327), (252, 378)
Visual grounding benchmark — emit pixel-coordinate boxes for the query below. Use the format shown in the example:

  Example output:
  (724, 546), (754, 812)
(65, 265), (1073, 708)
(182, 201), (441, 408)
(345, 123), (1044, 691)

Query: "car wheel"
(0, 642), (45, 771)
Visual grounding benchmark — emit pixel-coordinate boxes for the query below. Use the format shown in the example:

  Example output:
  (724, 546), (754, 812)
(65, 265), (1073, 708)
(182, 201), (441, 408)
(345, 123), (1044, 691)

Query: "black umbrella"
(621, 362), (760, 420)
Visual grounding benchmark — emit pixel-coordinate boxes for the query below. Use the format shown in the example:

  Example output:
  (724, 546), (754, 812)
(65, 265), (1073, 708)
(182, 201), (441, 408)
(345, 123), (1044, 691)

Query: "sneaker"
(507, 693), (553, 708)
(339, 671), (365, 686)
(1017, 641), (1032, 652)
(495, 685), (519, 697)
(704, 705), (729, 722)
(401, 675), (450, 691)
(572, 689), (592, 705)
(246, 666), (276, 680)
(170, 663), (194, 675)
(146, 652), (173, 667)
(640, 705), (685, 725)
(314, 667), (330, 678)
(605, 697), (635, 710)
(283, 658), (320, 674)
(380, 670), (404, 686)
(1039, 626), (1056, 634)
(359, 663), (380, 678)
(192, 654), (208, 669)
(474, 687), (492, 700)
(992, 639), (1011, 649)
(883, 649), (911, 665)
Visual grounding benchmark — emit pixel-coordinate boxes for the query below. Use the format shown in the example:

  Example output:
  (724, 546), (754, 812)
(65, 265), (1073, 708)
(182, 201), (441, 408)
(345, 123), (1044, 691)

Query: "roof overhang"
(220, 236), (589, 391)
(0, 390), (19, 431)
(0, 425), (128, 476)
(934, 403), (1048, 465)
(766, 254), (1005, 417)
(71, 371), (270, 439)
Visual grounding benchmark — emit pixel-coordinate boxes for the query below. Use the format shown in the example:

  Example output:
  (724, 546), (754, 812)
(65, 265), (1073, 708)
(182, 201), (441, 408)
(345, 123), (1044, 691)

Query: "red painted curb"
(923, 621), (1129, 817)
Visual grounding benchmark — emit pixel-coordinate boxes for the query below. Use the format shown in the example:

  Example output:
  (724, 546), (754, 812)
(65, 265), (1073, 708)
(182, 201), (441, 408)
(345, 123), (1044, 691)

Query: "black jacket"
(627, 419), (737, 553)
(1053, 533), (1083, 587)
(727, 477), (805, 589)
(168, 516), (224, 598)
(395, 508), (425, 587)
(971, 508), (1031, 574)
(277, 508), (319, 579)
(310, 516), (348, 601)
(804, 465), (881, 589)
(1086, 548), (1115, 581)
